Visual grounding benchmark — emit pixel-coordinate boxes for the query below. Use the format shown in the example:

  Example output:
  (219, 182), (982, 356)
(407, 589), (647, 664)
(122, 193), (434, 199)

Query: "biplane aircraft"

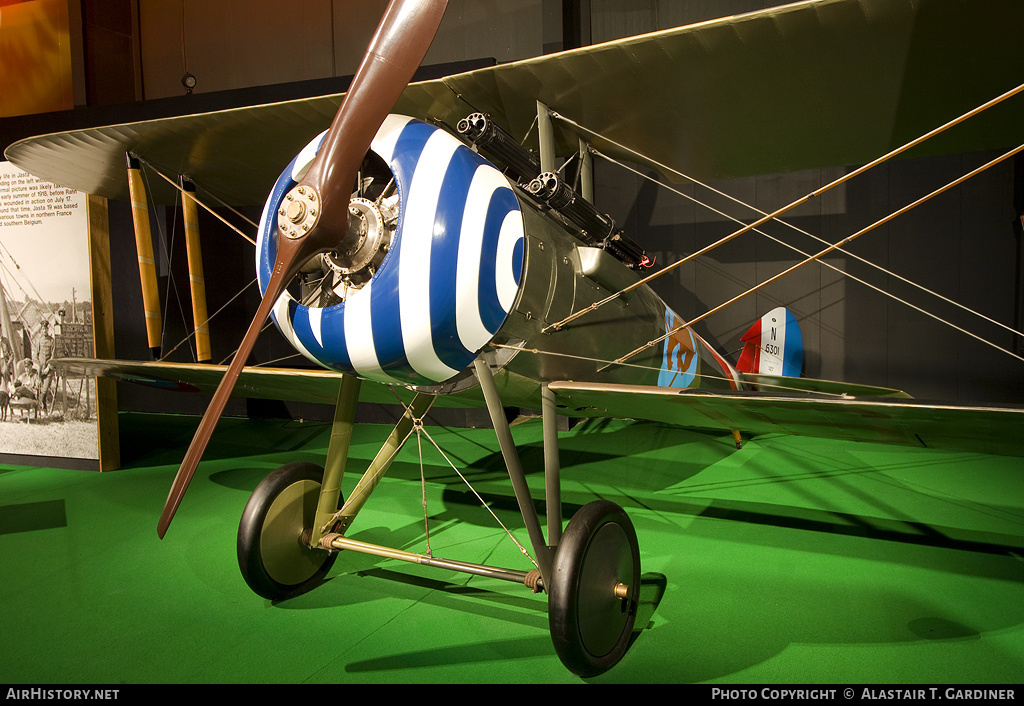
(6, 0), (1024, 678)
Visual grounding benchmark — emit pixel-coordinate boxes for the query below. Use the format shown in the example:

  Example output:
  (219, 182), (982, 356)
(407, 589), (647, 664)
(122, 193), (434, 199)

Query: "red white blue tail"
(736, 307), (803, 377)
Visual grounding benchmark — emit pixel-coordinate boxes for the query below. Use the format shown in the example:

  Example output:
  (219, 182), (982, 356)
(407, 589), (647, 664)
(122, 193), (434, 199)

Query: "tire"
(237, 462), (340, 600)
(548, 500), (641, 678)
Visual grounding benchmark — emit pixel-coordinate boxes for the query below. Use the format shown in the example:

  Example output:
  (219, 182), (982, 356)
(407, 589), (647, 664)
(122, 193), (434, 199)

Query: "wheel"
(238, 462), (340, 600)
(548, 500), (641, 677)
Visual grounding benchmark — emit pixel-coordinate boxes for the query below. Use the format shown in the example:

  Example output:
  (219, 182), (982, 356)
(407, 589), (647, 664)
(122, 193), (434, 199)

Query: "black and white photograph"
(0, 159), (96, 461)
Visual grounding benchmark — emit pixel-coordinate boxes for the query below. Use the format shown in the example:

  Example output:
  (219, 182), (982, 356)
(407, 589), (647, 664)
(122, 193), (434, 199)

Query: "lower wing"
(549, 381), (1024, 457)
(54, 358), (417, 407)
(57, 358), (1024, 456)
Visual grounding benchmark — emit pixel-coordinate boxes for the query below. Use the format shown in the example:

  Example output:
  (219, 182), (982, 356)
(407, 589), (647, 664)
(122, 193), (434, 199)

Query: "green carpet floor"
(1, 411), (1023, 684)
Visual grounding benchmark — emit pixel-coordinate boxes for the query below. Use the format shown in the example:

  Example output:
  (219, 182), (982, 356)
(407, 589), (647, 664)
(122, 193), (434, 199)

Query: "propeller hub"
(278, 186), (320, 240)
(285, 199), (306, 223)
(323, 195), (396, 289)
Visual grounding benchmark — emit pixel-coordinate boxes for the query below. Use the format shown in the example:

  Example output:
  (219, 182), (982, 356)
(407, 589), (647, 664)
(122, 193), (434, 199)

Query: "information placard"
(0, 161), (97, 463)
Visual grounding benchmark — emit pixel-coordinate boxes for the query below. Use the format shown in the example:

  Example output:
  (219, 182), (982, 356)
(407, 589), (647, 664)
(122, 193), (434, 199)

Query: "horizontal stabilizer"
(737, 373), (910, 399)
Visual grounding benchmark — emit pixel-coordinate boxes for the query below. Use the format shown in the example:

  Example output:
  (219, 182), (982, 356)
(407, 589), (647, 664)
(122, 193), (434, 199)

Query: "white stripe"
(371, 115), (414, 163)
(345, 115), (409, 380)
(495, 209), (524, 312)
(456, 167), (506, 350)
(272, 294), (313, 361)
(309, 306), (324, 348)
(344, 278), (403, 384)
(291, 130), (326, 182)
(398, 130), (461, 382)
(256, 201), (274, 290)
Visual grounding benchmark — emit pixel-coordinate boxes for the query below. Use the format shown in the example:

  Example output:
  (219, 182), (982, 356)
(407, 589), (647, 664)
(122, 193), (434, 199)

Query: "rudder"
(736, 307), (803, 377)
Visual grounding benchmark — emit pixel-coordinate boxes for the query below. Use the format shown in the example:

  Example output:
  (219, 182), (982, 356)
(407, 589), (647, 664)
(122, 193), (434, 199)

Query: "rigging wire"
(593, 148), (1024, 365)
(543, 81), (1024, 334)
(140, 166), (195, 362)
(607, 142), (1024, 369)
(485, 342), (859, 398)
(193, 183), (260, 230)
(415, 420), (538, 568)
(158, 277), (259, 361)
(593, 146), (1024, 344)
(136, 157), (257, 245)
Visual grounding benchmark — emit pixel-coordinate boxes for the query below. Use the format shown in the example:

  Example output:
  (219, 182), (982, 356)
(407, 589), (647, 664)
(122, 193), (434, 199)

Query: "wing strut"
(126, 154), (162, 359)
(180, 179), (211, 363)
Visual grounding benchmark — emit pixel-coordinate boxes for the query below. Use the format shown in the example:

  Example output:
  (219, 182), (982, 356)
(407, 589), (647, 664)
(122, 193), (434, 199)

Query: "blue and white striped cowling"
(256, 115), (526, 386)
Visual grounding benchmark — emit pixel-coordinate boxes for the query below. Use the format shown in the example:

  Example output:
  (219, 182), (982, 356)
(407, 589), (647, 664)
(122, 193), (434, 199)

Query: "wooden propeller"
(157, 0), (449, 538)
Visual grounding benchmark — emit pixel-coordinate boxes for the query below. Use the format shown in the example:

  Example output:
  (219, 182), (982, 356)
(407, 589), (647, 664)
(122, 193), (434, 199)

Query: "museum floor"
(2, 411), (1023, 684)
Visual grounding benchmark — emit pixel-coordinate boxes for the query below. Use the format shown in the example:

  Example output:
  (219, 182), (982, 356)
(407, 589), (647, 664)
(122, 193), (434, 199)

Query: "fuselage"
(256, 116), (739, 410)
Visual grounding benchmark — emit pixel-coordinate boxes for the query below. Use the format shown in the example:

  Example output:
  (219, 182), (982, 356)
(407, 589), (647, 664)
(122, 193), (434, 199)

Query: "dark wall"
(81, 0), (140, 106)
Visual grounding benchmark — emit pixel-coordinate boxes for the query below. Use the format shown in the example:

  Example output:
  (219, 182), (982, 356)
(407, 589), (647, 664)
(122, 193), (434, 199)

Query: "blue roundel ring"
(255, 115), (526, 387)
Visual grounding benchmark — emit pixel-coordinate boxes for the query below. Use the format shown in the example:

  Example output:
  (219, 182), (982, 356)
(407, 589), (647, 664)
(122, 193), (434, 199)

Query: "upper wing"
(403, 0), (1024, 181)
(6, 0), (1023, 203)
(549, 380), (1024, 457)
(3, 94), (346, 206)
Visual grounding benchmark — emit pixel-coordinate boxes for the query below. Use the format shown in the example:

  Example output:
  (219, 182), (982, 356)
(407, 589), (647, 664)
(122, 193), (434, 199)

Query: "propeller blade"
(156, 264), (288, 538)
(156, 0), (448, 538)
(295, 0), (450, 249)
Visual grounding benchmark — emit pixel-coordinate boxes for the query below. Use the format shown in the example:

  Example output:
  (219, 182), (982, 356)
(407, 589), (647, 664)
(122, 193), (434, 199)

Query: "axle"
(313, 531), (546, 592)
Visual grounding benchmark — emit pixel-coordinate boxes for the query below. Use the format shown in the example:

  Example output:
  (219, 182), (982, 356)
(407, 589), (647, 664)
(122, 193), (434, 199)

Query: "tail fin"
(736, 307), (803, 377)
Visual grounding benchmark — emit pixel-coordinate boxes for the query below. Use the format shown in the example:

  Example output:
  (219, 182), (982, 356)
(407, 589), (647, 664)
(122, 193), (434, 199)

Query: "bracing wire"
(136, 157), (257, 246)
(592, 147), (1024, 367)
(606, 142), (1024, 369)
(543, 81), (1024, 335)
(593, 147), (1024, 344)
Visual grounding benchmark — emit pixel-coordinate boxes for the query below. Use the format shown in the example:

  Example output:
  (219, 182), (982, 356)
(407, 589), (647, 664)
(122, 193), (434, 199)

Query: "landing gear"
(235, 368), (643, 677)
(548, 500), (641, 678)
(237, 462), (340, 600)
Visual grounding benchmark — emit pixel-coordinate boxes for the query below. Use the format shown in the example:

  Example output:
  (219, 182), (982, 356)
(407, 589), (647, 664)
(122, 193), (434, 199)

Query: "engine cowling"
(257, 115), (525, 387)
